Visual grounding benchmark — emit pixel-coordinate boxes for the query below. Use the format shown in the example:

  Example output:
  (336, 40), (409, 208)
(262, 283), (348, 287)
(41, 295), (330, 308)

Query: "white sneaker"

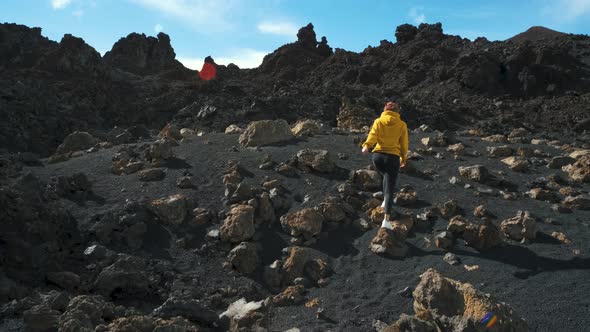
(381, 220), (393, 230)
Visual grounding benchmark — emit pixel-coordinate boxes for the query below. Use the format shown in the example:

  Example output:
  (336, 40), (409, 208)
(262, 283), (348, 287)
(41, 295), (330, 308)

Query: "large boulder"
(370, 227), (408, 258)
(220, 205), (255, 243)
(291, 119), (321, 136)
(228, 242), (259, 274)
(447, 216), (501, 251)
(55, 131), (96, 155)
(500, 211), (537, 241)
(239, 120), (294, 147)
(458, 165), (490, 183)
(562, 155), (590, 182)
(280, 208), (324, 239)
(295, 149), (336, 173)
(407, 269), (529, 331)
(150, 194), (187, 225)
(353, 169), (382, 191)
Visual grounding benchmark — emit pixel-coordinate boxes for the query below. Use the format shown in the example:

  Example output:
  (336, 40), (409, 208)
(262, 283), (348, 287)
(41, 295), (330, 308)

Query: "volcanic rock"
(239, 120), (294, 147)
(55, 131), (97, 155)
(370, 227), (408, 258)
(548, 156), (575, 169)
(561, 195), (590, 210)
(295, 149), (336, 172)
(435, 231), (455, 250)
(552, 231), (572, 244)
(447, 216), (501, 251)
(562, 155), (590, 182)
(220, 205), (255, 243)
(352, 169), (381, 191)
(46, 271), (80, 290)
(458, 165), (490, 183)
(501, 156), (529, 172)
(138, 168), (166, 181)
(527, 188), (560, 203)
(273, 285), (306, 306)
(393, 187), (418, 206)
(150, 194), (187, 225)
(487, 145), (514, 157)
(291, 119), (321, 136)
(281, 208), (324, 239)
(500, 211), (537, 241)
(408, 269), (528, 331)
(438, 199), (460, 219)
(228, 242), (259, 274)
(446, 143), (465, 154)
(225, 124), (243, 134)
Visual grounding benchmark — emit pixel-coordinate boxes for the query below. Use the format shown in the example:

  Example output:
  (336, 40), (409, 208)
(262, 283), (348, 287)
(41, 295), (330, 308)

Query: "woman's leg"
(383, 155), (400, 217)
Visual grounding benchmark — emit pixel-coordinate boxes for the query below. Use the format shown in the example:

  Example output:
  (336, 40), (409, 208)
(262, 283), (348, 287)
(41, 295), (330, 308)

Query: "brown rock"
(561, 195), (590, 210)
(438, 199), (460, 219)
(481, 134), (507, 143)
(447, 143), (465, 154)
(448, 216), (501, 251)
(528, 188), (560, 203)
(273, 285), (306, 306)
(220, 205), (255, 243)
(291, 119), (321, 137)
(501, 156), (529, 172)
(458, 165), (490, 183)
(500, 211), (537, 241)
(394, 188), (417, 206)
(138, 168), (166, 181)
(487, 145), (514, 157)
(552, 231), (572, 244)
(411, 269), (528, 331)
(150, 194), (187, 225)
(281, 208), (324, 239)
(353, 169), (381, 191)
(296, 149), (336, 173)
(239, 119), (294, 147)
(562, 155), (590, 182)
(228, 242), (258, 274)
(369, 227), (408, 257)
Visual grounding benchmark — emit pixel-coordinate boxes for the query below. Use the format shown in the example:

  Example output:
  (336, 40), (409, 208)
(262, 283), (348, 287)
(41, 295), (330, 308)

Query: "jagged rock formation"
(1, 21), (589, 157)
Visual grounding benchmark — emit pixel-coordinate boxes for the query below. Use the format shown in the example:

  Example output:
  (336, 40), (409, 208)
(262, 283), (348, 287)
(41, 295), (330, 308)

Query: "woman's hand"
(361, 147), (369, 154)
(400, 162), (406, 169)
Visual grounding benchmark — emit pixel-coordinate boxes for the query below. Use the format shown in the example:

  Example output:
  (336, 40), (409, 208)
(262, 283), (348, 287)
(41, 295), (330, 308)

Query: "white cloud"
(257, 21), (298, 37)
(409, 7), (426, 25)
(131, 0), (239, 31)
(51, 0), (72, 9)
(177, 48), (268, 70)
(154, 23), (163, 33)
(544, 0), (590, 21)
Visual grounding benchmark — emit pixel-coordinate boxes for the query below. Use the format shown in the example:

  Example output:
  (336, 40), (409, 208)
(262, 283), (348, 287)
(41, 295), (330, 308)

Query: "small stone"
(443, 252), (461, 266)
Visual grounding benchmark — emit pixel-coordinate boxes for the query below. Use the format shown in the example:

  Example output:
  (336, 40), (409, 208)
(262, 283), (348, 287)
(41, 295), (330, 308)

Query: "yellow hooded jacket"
(362, 110), (409, 163)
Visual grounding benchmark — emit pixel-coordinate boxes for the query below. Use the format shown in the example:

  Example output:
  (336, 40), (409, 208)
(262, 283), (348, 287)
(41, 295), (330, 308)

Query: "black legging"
(371, 152), (400, 215)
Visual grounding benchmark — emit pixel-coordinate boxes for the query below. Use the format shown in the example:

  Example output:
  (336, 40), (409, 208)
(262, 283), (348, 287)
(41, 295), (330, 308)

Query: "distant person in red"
(199, 56), (216, 81)
(362, 101), (408, 230)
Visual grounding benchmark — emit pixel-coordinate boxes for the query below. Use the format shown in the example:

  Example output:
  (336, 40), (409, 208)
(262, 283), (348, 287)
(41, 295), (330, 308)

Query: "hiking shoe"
(381, 220), (394, 230)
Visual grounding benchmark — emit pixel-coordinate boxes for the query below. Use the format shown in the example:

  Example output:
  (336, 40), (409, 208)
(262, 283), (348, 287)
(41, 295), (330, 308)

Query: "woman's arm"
(400, 123), (409, 165)
(362, 120), (379, 151)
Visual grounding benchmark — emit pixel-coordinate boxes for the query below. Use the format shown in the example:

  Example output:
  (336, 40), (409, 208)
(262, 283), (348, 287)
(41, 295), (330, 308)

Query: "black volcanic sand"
(19, 131), (590, 331)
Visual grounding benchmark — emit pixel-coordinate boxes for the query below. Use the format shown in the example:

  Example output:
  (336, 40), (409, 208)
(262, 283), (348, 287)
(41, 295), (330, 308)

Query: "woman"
(361, 101), (408, 229)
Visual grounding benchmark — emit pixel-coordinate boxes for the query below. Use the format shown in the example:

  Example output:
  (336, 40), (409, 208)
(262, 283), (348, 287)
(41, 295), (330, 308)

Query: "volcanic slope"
(2, 123), (589, 331)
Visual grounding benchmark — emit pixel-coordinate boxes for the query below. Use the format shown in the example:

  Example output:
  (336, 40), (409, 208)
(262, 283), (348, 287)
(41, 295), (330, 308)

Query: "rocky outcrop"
(103, 32), (186, 75)
(386, 269), (529, 332)
(239, 120), (294, 147)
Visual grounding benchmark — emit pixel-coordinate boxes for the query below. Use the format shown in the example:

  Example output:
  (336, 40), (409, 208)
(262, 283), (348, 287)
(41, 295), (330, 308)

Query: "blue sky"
(1, 0), (589, 69)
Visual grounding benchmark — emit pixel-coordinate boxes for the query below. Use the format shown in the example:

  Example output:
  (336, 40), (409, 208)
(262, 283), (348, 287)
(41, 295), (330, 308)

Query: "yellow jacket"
(362, 110), (409, 163)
